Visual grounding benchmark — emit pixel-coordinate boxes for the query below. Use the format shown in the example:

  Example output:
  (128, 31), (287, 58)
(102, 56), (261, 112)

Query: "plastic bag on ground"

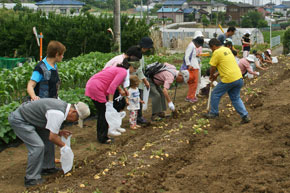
(105, 102), (126, 136)
(60, 145), (74, 174)
(272, 57), (278, 63)
(142, 87), (150, 111)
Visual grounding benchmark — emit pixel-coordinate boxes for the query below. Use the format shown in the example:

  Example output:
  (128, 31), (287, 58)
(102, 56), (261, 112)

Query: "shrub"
(283, 28), (290, 54)
(0, 9), (151, 60)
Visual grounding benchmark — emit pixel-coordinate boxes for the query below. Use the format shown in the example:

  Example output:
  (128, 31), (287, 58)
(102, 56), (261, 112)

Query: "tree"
(201, 15), (210, 27)
(227, 21), (237, 26)
(13, 0), (22, 11)
(257, 20), (268, 28)
(81, 5), (91, 13)
(70, 8), (76, 15)
(241, 11), (265, 28)
(241, 16), (252, 28)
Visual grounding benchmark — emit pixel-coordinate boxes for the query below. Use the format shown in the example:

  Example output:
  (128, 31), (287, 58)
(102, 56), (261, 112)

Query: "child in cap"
(126, 75), (144, 129)
(241, 32), (251, 58)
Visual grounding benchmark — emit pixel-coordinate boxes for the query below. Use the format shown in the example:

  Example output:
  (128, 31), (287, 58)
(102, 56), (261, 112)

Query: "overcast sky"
(227, 0), (283, 5)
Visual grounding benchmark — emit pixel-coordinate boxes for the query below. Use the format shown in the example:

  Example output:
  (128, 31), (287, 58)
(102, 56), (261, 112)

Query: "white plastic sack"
(60, 145), (74, 174)
(61, 135), (71, 147)
(272, 57), (278, 63)
(105, 102), (126, 136)
(142, 87), (150, 111)
(246, 73), (254, 79)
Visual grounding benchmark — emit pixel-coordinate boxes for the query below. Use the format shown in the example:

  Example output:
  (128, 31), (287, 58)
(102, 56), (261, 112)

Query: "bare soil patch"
(0, 55), (290, 193)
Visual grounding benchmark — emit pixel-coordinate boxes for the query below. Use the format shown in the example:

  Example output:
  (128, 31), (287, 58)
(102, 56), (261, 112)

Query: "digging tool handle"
(173, 84), (177, 104)
(207, 84), (213, 111)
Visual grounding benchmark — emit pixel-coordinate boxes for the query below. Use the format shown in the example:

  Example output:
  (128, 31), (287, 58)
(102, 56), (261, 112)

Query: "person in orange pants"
(182, 34), (204, 103)
(186, 68), (199, 102)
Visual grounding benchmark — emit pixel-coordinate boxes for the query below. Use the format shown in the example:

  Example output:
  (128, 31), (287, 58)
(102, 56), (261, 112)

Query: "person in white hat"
(8, 98), (90, 187)
(241, 31), (251, 58)
(262, 49), (273, 64)
(238, 55), (260, 77)
(193, 31), (206, 98)
(181, 34), (204, 103)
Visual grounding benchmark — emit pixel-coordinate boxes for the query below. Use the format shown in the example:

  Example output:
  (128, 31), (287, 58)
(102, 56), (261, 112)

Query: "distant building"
(282, 1), (290, 7)
(273, 4), (290, 16)
(1, 3), (38, 10)
(36, 0), (85, 16)
(157, 7), (184, 23)
(183, 8), (196, 22)
(189, 1), (211, 13)
(257, 7), (271, 17)
(265, 2), (276, 8)
(252, 0), (261, 6)
(226, 3), (255, 25)
(189, 1), (226, 14)
(162, 0), (188, 9)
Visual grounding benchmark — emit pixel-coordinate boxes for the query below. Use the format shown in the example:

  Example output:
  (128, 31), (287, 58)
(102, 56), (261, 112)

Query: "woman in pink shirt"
(85, 57), (140, 144)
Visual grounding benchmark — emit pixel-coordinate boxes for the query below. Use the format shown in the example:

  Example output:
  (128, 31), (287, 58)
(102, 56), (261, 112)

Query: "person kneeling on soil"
(204, 38), (251, 124)
(8, 98), (90, 187)
(149, 63), (188, 121)
(238, 55), (260, 78)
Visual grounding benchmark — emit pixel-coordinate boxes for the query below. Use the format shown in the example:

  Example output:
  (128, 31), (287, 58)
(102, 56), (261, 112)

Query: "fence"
(271, 35), (281, 47)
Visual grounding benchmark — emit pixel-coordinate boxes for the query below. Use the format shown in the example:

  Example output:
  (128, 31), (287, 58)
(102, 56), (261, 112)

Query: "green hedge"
(283, 29), (290, 55)
(0, 9), (151, 60)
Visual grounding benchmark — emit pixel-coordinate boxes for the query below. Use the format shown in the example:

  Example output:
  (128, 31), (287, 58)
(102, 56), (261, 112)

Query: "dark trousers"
(137, 89), (144, 120)
(92, 100), (109, 143)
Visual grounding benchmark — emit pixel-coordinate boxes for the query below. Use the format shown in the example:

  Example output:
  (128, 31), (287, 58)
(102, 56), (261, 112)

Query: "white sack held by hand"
(105, 102), (126, 136)
(60, 145), (74, 174)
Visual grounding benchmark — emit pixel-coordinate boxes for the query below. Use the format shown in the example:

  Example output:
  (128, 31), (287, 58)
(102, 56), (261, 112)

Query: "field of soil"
(0, 55), (290, 193)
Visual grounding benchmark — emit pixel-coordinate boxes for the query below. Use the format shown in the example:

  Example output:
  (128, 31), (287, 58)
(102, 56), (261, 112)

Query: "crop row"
(0, 52), (211, 144)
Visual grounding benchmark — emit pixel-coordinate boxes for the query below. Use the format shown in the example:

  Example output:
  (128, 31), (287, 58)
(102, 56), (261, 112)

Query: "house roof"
(157, 7), (183, 13)
(36, 0), (85, 6)
(163, 0), (186, 6)
(273, 4), (289, 8)
(198, 9), (209, 14)
(183, 8), (195, 14)
(230, 3), (255, 8)
(189, 1), (210, 5)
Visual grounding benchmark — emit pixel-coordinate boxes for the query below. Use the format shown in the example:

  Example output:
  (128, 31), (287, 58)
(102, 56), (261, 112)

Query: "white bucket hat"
(193, 31), (204, 39)
(75, 102), (90, 120)
(246, 55), (255, 63)
(180, 70), (189, 83)
(244, 30), (251, 35)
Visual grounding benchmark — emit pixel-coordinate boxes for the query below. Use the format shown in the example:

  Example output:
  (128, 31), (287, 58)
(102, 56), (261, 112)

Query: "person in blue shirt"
(26, 41), (66, 176)
(27, 41), (66, 101)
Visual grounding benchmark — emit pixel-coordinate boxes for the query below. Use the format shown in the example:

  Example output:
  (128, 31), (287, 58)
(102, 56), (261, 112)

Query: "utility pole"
(270, 13), (272, 49)
(146, 0), (150, 24)
(114, 0), (121, 52)
(140, 0), (143, 19)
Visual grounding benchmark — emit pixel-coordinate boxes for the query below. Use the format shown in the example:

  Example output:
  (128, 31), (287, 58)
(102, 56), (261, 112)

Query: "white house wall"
(38, 5), (83, 15)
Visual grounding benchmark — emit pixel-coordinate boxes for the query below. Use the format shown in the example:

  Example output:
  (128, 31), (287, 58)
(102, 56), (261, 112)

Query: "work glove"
(168, 102), (175, 111)
(60, 145), (74, 174)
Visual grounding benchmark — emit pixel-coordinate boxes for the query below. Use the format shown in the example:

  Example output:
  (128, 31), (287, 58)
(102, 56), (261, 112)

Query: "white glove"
(60, 145), (74, 174)
(168, 102), (175, 111)
(256, 72), (260, 76)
